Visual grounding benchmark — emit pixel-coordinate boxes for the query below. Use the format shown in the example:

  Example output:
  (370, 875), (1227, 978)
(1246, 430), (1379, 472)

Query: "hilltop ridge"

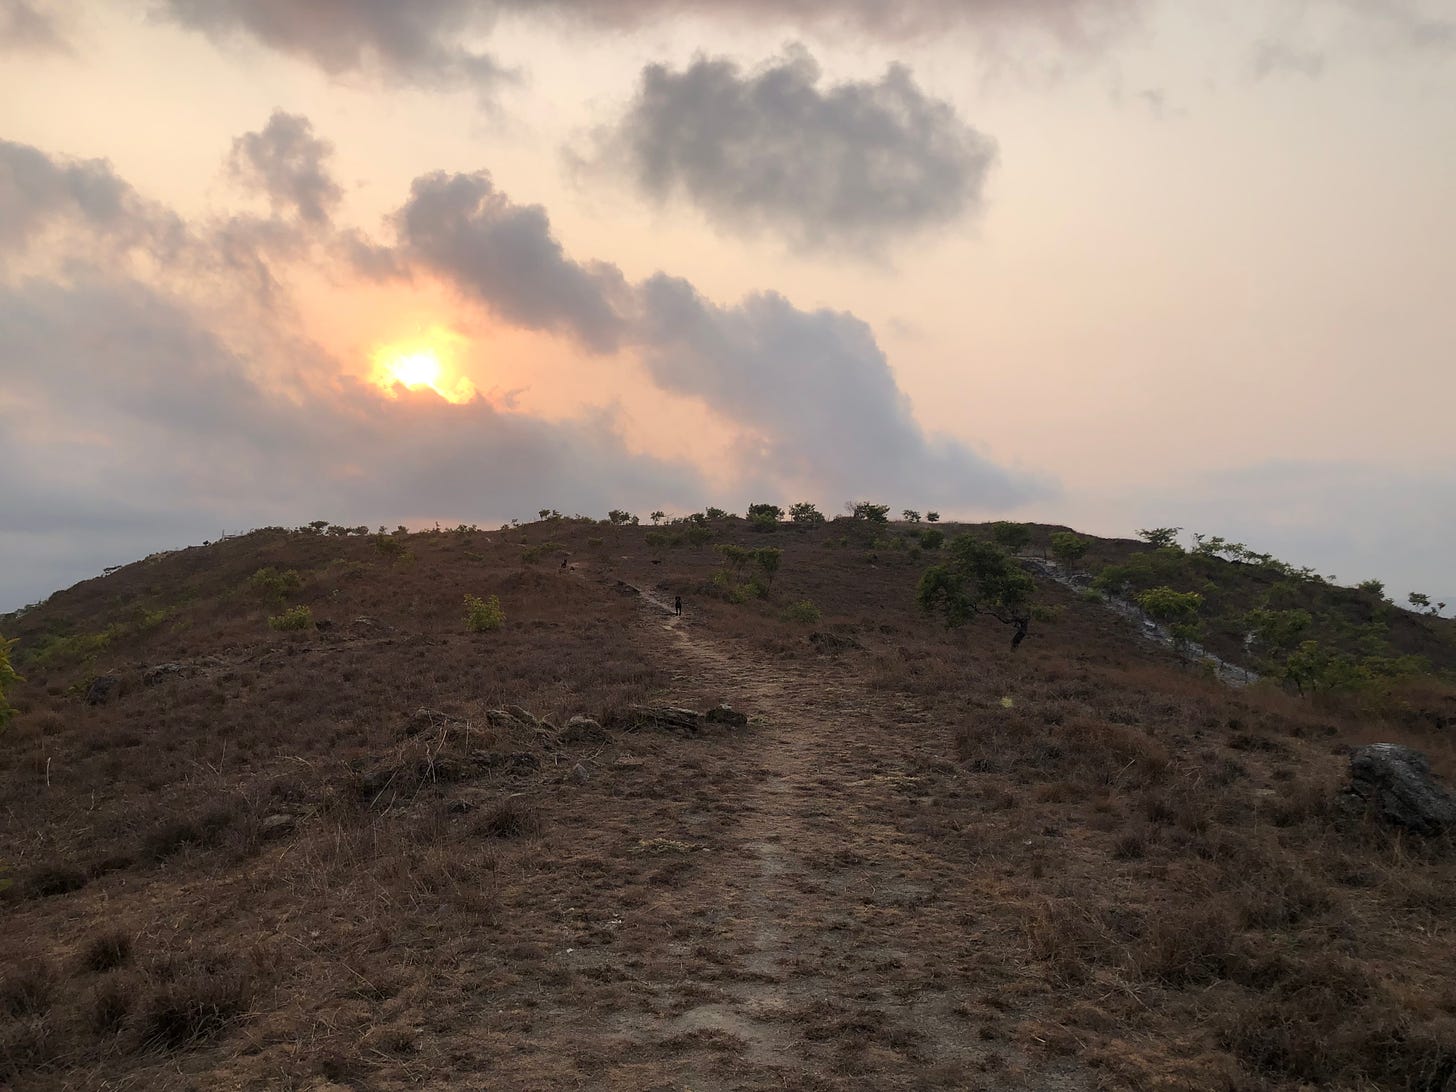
(2, 514), (1455, 1089)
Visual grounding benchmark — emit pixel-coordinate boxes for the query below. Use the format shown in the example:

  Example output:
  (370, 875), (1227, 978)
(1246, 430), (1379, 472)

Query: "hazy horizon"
(2, 0), (1453, 613)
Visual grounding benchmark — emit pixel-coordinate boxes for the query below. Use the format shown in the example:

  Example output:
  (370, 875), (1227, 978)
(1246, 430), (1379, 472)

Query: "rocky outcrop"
(605, 705), (750, 735)
(85, 675), (120, 706)
(1342, 743), (1456, 837)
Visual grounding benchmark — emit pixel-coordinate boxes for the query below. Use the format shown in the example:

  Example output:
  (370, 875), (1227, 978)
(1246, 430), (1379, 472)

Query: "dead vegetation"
(0, 517), (1454, 1088)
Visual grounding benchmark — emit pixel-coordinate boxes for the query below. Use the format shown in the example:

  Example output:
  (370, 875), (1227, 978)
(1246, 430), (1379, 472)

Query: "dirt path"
(576, 583), (1090, 1090)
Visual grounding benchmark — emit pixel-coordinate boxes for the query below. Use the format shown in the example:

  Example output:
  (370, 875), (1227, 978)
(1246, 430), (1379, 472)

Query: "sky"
(1, 0), (1453, 612)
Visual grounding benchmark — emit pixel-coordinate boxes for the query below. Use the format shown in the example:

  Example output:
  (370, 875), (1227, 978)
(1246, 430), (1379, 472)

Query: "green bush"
(267, 606), (313, 631)
(0, 634), (20, 729)
(920, 529), (945, 550)
(464, 594), (505, 632)
(781, 600), (822, 624)
(249, 567), (303, 600)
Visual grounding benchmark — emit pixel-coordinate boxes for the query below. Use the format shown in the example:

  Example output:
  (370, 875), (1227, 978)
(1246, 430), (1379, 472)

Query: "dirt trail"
(578, 582), (1089, 1090)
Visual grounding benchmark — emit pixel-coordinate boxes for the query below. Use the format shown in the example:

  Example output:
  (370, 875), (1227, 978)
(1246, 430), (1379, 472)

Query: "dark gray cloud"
(0, 274), (704, 611)
(0, 0), (66, 53)
(161, 0), (507, 89)
(228, 110), (343, 225)
(635, 275), (1052, 506)
(595, 48), (996, 252)
(160, 0), (1136, 90)
(0, 140), (182, 253)
(394, 170), (630, 353)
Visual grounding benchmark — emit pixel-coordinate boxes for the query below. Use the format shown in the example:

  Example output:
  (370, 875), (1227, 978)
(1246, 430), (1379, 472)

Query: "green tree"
(990, 521), (1031, 554)
(1357, 579), (1385, 598)
(1136, 586), (1204, 652)
(902, 509), (922, 523)
(607, 509), (637, 527)
(464, 594), (506, 632)
(753, 547), (783, 591)
(789, 502), (825, 526)
(0, 634), (21, 729)
(918, 537), (1034, 647)
(926, 511), (940, 523)
(920, 528), (945, 551)
(1409, 592), (1434, 615)
(747, 503), (783, 532)
(718, 544), (752, 574)
(849, 502), (890, 522)
(1049, 531), (1089, 568)
(1243, 608), (1311, 666)
(704, 507), (730, 520)
(1137, 527), (1182, 550)
(650, 510), (666, 525)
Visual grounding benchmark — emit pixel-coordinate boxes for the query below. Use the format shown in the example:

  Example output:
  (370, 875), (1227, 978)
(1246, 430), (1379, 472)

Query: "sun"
(370, 331), (475, 404)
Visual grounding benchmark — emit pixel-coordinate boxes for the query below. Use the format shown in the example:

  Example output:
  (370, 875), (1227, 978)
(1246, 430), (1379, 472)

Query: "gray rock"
(143, 663), (186, 686)
(560, 715), (608, 744)
(705, 705), (748, 728)
(259, 814), (296, 840)
(85, 675), (120, 706)
(1343, 743), (1456, 836)
(570, 763), (591, 784)
(809, 631), (861, 654)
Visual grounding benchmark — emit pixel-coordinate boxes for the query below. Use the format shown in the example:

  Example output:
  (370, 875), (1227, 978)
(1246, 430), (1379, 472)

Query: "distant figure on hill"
(674, 595), (682, 616)
(1011, 617), (1029, 651)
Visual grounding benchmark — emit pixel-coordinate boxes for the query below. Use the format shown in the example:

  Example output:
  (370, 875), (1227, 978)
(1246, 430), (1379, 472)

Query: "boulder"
(258, 814), (296, 840)
(607, 706), (705, 734)
(809, 632), (861, 655)
(85, 675), (120, 706)
(560, 715), (608, 744)
(1343, 743), (1456, 836)
(705, 705), (749, 728)
(143, 663), (186, 686)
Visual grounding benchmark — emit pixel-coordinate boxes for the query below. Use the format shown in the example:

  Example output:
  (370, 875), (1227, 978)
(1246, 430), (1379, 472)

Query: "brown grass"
(0, 518), (1453, 1088)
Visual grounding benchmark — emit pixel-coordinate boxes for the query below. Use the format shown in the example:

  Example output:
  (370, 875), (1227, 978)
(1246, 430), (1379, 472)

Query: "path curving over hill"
(558, 577), (1090, 1090)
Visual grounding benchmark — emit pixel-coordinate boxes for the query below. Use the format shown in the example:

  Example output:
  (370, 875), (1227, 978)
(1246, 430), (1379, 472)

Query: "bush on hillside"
(0, 635), (19, 728)
(267, 606), (313, 632)
(464, 594), (505, 632)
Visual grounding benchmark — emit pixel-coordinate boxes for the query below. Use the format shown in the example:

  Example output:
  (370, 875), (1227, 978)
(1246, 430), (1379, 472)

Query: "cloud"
(160, 0), (1137, 90)
(228, 110), (343, 225)
(0, 140), (182, 255)
(635, 275), (1052, 507)
(394, 170), (630, 353)
(160, 0), (507, 90)
(0, 124), (1049, 609)
(590, 48), (996, 253)
(0, 0), (67, 53)
(0, 274), (705, 611)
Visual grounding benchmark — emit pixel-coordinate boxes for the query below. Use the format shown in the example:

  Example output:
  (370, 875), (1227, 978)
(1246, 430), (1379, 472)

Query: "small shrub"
(919, 529), (944, 550)
(477, 799), (541, 838)
(139, 967), (252, 1049)
(781, 600), (822, 624)
(464, 594), (505, 632)
(267, 605), (313, 631)
(0, 959), (56, 1017)
(249, 567), (302, 600)
(82, 930), (134, 973)
(91, 976), (133, 1034)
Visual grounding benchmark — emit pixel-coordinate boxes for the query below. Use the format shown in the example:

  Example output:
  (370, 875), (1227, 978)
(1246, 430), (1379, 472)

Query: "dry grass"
(0, 518), (1453, 1088)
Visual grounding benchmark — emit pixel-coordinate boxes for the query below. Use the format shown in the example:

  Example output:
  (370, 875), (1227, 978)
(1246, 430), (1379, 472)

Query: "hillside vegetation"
(1, 513), (1455, 1090)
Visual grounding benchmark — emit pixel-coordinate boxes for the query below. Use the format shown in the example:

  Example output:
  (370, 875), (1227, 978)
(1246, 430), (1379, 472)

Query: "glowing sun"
(370, 331), (475, 404)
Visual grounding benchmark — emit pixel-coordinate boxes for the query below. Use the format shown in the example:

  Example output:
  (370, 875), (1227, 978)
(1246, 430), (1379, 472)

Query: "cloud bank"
(594, 49), (996, 253)
(0, 123), (1047, 609)
(160, 0), (1137, 90)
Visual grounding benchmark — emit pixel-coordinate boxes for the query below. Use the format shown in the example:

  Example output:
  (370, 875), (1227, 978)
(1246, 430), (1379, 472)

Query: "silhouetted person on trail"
(674, 595), (682, 616)
(1010, 617), (1030, 651)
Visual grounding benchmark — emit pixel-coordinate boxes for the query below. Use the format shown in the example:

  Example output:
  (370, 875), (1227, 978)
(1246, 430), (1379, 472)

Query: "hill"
(2, 515), (1455, 1090)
